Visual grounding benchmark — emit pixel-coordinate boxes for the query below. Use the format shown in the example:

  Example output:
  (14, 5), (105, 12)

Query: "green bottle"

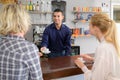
(29, 0), (33, 11)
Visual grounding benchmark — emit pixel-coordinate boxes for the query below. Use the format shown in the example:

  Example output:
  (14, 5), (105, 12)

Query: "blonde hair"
(0, 4), (31, 35)
(90, 13), (120, 58)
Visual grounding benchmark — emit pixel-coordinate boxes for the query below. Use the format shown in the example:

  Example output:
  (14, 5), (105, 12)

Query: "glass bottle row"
(18, 0), (52, 12)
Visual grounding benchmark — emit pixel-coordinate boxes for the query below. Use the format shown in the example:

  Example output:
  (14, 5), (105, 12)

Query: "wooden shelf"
(28, 11), (52, 14)
(73, 11), (101, 14)
(72, 34), (92, 38)
(73, 19), (89, 23)
(73, 11), (109, 14)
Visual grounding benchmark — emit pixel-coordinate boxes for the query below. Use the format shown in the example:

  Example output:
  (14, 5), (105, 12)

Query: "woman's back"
(92, 40), (120, 80)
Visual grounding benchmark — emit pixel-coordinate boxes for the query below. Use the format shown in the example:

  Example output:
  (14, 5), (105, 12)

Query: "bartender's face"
(53, 12), (64, 26)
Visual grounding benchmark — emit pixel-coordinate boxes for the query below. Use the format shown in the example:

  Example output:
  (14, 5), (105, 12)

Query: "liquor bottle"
(40, 0), (45, 12)
(36, 1), (40, 11)
(29, 0), (33, 11)
(32, 3), (36, 11)
(47, 1), (51, 12)
(26, 0), (29, 11)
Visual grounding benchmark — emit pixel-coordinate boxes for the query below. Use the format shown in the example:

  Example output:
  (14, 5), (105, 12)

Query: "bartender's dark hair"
(53, 8), (63, 15)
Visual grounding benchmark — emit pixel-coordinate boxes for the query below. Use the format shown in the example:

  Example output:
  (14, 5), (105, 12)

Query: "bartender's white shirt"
(82, 40), (120, 80)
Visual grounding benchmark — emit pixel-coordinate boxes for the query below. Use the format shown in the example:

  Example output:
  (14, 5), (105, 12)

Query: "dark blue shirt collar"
(51, 23), (66, 30)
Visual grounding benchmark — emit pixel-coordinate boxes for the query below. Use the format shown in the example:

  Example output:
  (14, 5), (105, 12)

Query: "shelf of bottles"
(73, 7), (102, 23)
(73, 4), (110, 24)
(71, 3), (110, 39)
(18, 0), (52, 25)
(70, 28), (92, 38)
(27, 0), (52, 14)
(18, 0), (52, 12)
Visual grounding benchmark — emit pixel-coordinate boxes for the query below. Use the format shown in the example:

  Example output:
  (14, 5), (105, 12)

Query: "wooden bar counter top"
(41, 54), (94, 80)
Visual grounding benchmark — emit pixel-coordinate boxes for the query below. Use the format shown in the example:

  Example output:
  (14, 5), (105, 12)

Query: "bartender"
(40, 8), (72, 58)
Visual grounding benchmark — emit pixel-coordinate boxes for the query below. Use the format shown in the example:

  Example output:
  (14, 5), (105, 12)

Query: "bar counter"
(41, 54), (93, 80)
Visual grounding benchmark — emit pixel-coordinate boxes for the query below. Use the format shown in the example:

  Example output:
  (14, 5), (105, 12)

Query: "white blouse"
(82, 40), (120, 80)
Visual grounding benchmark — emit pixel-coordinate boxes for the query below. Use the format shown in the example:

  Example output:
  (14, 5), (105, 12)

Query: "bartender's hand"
(74, 59), (85, 69)
(40, 47), (47, 52)
(80, 54), (94, 62)
(38, 52), (43, 57)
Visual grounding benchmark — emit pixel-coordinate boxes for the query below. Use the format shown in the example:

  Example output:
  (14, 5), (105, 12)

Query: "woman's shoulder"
(97, 41), (116, 55)
(99, 41), (114, 49)
(21, 40), (38, 49)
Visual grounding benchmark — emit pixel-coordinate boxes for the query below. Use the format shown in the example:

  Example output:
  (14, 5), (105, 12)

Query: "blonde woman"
(0, 4), (43, 80)
(75, 13), (120, 80)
